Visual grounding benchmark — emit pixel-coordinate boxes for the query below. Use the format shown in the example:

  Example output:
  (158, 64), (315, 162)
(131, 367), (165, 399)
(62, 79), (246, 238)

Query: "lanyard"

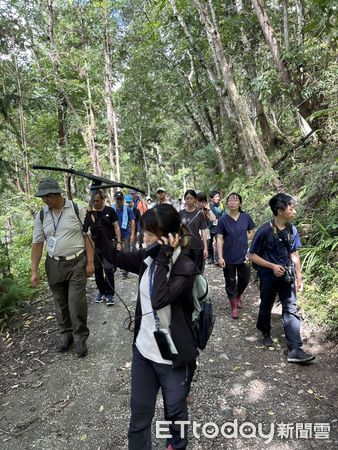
(50, 209), (63, 236)
(149, 259), (161, 330)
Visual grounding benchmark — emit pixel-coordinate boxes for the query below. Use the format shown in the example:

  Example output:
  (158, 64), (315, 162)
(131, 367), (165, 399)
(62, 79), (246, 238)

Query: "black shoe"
(287, 348), (315, 363)
(75, 341), (88, 358)
(260, 333), (273, 347)
(56, 335), (74, 353)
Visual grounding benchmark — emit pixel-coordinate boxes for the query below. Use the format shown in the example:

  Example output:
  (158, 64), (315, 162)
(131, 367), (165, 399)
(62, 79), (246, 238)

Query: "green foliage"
(0, 277), (34, 322)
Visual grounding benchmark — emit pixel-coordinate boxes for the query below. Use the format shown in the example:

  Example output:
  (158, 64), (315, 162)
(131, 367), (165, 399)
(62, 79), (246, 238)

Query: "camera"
(283, 265), (295, 284)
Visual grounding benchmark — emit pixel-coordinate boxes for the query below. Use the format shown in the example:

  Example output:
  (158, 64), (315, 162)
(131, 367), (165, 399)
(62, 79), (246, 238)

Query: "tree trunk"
(250, 0), (312, 122)
(14, 56), (29, 193)
(137, 128), (151, 196)
(281, 0), (290, 51)
(295, 0), (304, 47)
(193, 0), (279, 186)
(79, 10), (102, 177)
(47, 0), (102, 174)
(235, 0), (277, 149)
(103, 12), (120, 182)
(185, 104), (228, 176)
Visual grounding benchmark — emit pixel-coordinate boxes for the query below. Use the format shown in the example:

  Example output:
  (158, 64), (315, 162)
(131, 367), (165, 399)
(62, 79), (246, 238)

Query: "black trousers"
(223, 263), (251, 300)
(94, 252), (115, 295)
(128, 346), (196, 450)
(257, 276), (302, 350)
(207, 233), (218, 261)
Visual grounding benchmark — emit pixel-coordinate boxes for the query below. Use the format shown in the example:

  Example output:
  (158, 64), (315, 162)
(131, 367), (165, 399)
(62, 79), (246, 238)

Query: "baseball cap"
(114, 191), (124, 199)
(125, 194), (133, 202)
(35, 177), (64, 197)
(156, 187), (166, 193)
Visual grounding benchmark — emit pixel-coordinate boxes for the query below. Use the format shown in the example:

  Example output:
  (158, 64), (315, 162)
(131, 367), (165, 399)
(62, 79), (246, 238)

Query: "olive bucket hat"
(35, 177), (65, 197)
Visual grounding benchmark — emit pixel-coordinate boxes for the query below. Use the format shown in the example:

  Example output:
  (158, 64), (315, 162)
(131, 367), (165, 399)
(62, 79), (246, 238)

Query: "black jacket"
(114, 245), (200, 367)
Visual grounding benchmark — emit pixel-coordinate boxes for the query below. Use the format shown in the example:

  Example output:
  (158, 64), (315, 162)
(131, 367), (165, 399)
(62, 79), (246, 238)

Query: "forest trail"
(0, 265), (337, 450)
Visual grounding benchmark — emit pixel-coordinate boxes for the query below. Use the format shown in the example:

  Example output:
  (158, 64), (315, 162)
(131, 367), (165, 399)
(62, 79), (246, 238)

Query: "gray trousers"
(45, 252), (89, 342)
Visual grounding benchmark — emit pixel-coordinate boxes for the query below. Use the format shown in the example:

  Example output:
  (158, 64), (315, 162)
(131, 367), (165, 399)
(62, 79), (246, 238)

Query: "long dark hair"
(140, 204), (190, 248)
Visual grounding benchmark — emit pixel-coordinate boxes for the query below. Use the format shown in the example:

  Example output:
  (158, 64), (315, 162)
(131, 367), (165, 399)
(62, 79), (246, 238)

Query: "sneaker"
(95, 293), (104, 303)
(260, 333), (273, 347)
(287, 348), (315, 363)
(75, 341), (88, 358)
(56, 334), (74, 353)
(106, 295), (115, 306)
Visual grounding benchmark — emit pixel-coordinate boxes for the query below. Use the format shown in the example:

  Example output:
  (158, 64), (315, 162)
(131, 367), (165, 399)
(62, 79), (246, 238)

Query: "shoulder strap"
(71, 201), (83, 227)
(40, 208), (44, 223)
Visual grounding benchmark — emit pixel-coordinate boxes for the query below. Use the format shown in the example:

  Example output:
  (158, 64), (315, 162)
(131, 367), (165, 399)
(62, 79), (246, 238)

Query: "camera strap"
(271, 219), (292, 263)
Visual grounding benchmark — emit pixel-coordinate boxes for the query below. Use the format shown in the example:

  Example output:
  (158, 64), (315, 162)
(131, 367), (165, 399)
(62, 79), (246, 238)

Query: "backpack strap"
(39, 208), (44, 223)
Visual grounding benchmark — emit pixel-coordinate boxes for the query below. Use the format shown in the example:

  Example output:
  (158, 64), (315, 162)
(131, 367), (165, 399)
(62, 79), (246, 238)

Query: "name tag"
(46, 236), (57, 253)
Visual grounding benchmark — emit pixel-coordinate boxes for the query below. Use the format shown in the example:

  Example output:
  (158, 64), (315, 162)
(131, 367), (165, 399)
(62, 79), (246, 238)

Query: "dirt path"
(0, 265), (337, 449)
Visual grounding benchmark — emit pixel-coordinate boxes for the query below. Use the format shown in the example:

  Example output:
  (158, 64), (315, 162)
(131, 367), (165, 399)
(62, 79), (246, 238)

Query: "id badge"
(46, 236), (57, 253)
(212, 219), (218, 226)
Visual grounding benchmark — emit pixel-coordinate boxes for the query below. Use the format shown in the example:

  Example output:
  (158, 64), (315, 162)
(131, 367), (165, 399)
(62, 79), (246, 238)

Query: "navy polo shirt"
(249, 221), (301, 278)
(217, 212), (255, 264)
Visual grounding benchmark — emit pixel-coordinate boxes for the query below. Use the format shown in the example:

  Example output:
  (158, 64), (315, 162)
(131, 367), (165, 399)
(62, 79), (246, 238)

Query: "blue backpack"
(192, 275), (215, 350)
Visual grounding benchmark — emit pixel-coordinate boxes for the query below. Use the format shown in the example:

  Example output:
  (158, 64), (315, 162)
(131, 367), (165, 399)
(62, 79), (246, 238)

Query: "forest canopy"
(0, 0), (337, 333)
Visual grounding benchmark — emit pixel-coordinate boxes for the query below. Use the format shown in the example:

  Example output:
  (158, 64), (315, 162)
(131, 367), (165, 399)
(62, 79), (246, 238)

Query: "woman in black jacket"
(114, 204), (199, 450)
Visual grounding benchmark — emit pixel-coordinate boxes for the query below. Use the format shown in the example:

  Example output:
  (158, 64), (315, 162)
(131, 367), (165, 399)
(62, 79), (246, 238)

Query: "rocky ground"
(0, 264), (337, 450)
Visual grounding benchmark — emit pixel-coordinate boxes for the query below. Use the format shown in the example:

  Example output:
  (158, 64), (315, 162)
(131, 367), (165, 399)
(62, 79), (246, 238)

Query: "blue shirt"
(249, 221), (301, 278)
(217, 212), (255, 264)
(115, 206), (135, 239)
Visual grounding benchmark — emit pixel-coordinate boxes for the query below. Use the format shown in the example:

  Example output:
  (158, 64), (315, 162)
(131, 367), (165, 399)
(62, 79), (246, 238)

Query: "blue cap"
(125, 194), (133, 203)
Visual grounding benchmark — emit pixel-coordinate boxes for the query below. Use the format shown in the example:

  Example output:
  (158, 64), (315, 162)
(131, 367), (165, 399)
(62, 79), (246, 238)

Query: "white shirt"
(136, 247), (181, 364)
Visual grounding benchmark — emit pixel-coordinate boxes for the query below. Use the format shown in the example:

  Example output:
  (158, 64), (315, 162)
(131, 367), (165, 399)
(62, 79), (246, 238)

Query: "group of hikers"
(31, 177), (315, 450)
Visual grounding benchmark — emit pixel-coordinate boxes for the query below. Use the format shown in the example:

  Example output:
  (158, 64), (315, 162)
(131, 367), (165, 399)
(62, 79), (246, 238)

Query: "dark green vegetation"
(0, 1), (336, 334)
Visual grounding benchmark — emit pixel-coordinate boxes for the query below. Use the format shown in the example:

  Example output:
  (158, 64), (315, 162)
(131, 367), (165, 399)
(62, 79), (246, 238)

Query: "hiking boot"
(56, 334), (74, 353)
(95, 293), (104, 303)
(229, 298), (239, 319)
(287, 348), (315, 364)
(260, 333), (273, 346)
(106, 295), (115, 306)
(75, 341), (88, 358)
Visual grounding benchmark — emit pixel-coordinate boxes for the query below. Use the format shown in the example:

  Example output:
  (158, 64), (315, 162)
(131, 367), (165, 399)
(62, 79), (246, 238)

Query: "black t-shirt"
(83, 206), (118, 249)
(179, 209), (207, 249)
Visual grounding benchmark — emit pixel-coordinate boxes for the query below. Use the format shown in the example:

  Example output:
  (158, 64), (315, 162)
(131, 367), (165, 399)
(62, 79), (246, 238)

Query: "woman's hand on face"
(158, 233), (180, 249)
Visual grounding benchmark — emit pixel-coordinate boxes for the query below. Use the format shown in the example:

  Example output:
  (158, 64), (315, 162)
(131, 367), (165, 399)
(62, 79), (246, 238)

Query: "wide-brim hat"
(35, 177), (64, 197)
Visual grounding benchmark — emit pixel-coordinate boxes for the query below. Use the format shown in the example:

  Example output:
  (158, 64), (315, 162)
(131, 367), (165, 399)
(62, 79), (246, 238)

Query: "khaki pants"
(45, 252), (89, 342)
